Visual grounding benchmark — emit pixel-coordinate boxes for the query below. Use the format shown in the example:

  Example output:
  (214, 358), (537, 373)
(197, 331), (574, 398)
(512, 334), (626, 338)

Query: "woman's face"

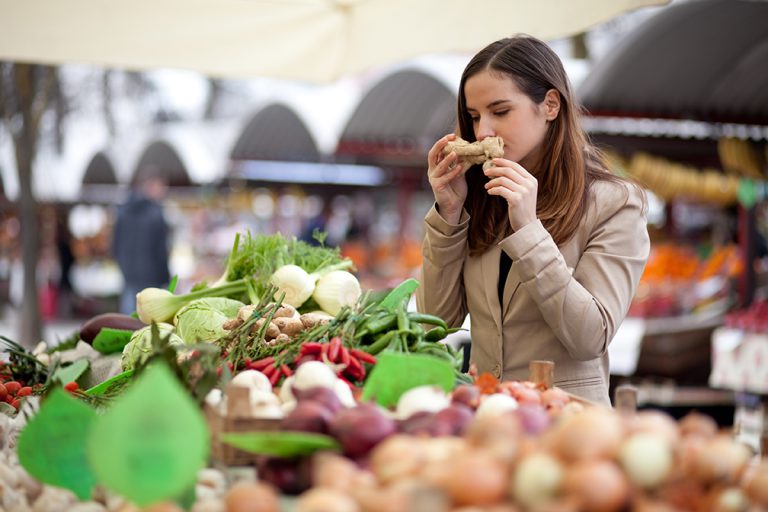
(464, 69), (551, 171)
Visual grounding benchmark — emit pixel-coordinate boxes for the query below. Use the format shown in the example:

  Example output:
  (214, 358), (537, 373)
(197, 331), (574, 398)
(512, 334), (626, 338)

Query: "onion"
(224, 482), (280, 512)
(563, 460), (629, 512)
(512, 452), (564, 507)
(626, 410), (679, 446)
(293, 361), (338, 392)
(515, 404), (551, 435)
(475, 393), (519, 420)
(741, 460), (768, 505)
(445, 451), (509, 506)
(369, 435), (425, 484)
(395, 385), (451, 420)
(466, 413), (523, 464)
(690, 435), (752, 485)
(618, 433), (673, 489)
(295, 487), (359, 512)
(553, 408), (624, 461)
(678, 412), (718, 439)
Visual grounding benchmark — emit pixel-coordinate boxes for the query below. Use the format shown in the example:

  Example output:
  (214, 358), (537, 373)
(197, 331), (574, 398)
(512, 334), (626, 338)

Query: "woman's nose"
(475, 120), (495, 140)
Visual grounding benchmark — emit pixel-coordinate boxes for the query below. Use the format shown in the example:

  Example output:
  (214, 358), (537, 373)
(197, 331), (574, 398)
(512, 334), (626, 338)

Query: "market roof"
(132, 141), (193, 187)
(82, 151), (118, 185)
(337, 70), (456, 165)
(578, 0), (768, 126)
(231, 103), (320, 162)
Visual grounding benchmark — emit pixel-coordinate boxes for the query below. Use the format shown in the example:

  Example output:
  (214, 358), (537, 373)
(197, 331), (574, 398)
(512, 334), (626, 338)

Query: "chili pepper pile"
(245, 337), (377, 387)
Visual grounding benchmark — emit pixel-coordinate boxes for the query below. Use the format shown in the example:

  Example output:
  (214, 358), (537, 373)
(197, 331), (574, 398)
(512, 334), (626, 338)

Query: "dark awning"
(230, 103), (319, 162)
(578, 0), (768, 125)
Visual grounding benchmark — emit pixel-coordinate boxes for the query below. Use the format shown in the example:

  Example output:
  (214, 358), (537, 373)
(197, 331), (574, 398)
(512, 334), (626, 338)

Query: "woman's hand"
(484, 158), (538, 231)
(427, 134), (470, 223)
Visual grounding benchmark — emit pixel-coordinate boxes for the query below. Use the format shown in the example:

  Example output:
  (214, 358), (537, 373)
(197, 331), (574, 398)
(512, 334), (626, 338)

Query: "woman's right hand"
(427, 134), (469, 223)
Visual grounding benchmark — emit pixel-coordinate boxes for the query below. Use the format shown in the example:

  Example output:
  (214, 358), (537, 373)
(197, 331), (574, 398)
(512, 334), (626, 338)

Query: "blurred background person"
(112, 174), (171, 314)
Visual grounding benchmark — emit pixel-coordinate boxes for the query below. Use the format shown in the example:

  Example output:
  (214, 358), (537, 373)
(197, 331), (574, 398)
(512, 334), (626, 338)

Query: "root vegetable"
(224, 481), (280, 512)
(273, 304), (298, 319)
(330, 404), (397, 458)
(370, 435), (425, 484)
(678, 412), (718, 439)
(515, 404), (551, 435)
(395, 385), (451, 420)
(512, 452), (565, 508)
(553, 408), (624, 461)
(742, 461), (768, 505)
(294, 386), (344, 414)
(475, 393), (519, 420)
(273, 317), (304, 337)
(280, 401), (333, 434)
(618, 433), (673, 489)
(563, 460), (629, 512)
(445, 451), (509, 506)
(293, 361), (338, 392)
(690, 435), (752, 485)
(451, 384), (481, 409)
(334, 378), (356, 408)
(433, 403), (474, 436)
(300, 312), (333, 330)
(230, 370), (272, 393)
(295, 487), (360, 512)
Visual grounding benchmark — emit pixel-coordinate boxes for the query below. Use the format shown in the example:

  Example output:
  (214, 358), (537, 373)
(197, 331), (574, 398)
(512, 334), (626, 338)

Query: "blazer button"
(493, 364), (502, 378)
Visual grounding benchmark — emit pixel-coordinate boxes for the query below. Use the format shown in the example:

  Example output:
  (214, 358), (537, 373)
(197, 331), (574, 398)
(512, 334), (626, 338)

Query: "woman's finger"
(428, 133), (457, 166)
(484, 176), (520, 191)
(492, 158), (535, 181)
(431, 159), (465, 187)
(429, 151), (458, 179)
(486, 186), (522, 205)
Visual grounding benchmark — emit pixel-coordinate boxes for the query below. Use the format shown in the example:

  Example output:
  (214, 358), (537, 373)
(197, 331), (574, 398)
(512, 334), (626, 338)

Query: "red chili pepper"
(280, 364), (293, 377)
(249, 357), (275, 371)
(320, 343), (329, 360)
(328, 337), (342, 362)
(350, 349), (377, 365)
(261, 363), (277, 378)
(340, 347), (351, 366)
(268, 369), (281, 386)
(300, 342), (323, 355)
(346, 357), (365, 381)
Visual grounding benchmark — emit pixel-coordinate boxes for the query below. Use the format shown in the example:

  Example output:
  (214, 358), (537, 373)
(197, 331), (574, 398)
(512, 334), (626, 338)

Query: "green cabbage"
(173, 297), (244, 344)
(121, 323), (184, 371)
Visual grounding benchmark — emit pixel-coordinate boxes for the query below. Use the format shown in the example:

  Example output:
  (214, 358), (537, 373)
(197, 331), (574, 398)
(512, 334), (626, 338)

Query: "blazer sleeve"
(500, 182), (649, 360)
(416, 204), (470, 328)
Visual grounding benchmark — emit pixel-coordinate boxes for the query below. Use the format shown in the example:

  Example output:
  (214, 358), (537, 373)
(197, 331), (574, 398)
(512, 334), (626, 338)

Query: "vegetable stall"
(0, 231), (766, 512)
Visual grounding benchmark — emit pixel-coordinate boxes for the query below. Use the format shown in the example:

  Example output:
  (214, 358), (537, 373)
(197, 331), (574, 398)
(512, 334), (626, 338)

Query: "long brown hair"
(458, 36), (625, 256)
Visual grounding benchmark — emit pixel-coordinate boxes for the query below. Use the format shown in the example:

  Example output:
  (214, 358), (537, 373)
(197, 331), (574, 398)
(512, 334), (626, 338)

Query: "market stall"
(0, 230), (766, 511)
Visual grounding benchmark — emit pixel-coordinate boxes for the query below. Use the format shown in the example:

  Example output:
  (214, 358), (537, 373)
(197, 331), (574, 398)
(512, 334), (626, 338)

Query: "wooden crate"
(206, 385), (281, 466)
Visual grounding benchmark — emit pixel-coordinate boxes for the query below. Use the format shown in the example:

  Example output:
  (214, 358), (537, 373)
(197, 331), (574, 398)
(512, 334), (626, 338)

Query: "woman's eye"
(493, 110), (509, 117)
(470, 116), (479, 122)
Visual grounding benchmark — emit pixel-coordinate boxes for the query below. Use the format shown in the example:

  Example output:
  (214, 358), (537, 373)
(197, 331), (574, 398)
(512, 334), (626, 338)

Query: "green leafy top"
(223, 231), (350, 298)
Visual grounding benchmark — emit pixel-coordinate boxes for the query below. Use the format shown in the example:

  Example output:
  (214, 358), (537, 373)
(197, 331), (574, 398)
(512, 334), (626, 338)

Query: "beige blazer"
(417, 180), (650, 405)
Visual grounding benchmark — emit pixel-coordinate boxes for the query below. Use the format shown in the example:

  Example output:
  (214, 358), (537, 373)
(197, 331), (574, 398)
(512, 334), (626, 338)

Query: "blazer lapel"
(501, 259), (522, 321)
(480, 245), (502, 331)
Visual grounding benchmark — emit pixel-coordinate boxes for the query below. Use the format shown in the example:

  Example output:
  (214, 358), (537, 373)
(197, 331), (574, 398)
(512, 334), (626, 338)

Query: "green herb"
(221, 231), (351, 299)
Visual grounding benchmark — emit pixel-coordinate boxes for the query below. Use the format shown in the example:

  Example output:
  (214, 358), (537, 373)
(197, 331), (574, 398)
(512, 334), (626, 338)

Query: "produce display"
(629, 243), (742, 318)
(0, 230), (764, 512)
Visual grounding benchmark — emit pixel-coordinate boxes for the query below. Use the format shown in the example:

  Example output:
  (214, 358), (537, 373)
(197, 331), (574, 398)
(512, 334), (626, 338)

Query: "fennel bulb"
(312, 270), (362, 315)
(270, 261), (354, 309)
(270, 265), (316, 308)
(121, 323), (184, 371)
(135, 279), (249, 324)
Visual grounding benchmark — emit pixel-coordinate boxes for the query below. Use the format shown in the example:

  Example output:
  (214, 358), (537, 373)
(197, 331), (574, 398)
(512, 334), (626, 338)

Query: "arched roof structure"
(336, 69), (456, 166)
(82, 151), (118, 185)
(231, 103), (320, 162)
(579, 0), (768, 125)
(132, 140), (192, 187)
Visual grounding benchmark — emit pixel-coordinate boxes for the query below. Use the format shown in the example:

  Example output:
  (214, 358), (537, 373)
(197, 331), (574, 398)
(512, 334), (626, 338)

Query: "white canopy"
(0, 0), (665, 83)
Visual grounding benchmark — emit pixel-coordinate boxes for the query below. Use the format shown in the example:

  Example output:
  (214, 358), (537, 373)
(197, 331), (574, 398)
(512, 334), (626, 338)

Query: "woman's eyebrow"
(467, 99), (512, 111)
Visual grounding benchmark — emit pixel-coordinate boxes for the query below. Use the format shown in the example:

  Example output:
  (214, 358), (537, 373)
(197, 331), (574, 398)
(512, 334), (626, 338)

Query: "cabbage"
(173, 297), (244, 344)
(121, 323), (184, 371)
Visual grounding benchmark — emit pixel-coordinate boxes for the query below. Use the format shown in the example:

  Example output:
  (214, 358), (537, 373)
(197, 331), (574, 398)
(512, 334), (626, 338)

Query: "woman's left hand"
(484, 158), (538, 231)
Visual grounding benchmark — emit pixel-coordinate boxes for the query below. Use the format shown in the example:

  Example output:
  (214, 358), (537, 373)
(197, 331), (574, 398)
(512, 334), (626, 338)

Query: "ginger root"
(443, 136), (504, 171)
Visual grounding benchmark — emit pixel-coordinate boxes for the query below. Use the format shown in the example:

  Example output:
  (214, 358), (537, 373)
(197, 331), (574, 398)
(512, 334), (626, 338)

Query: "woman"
(416, 36), (650, 405)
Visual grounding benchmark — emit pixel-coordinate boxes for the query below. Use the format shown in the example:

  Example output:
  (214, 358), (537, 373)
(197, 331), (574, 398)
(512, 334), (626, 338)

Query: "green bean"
(363, 331), (398, 355)
(407, 313), (448, 330)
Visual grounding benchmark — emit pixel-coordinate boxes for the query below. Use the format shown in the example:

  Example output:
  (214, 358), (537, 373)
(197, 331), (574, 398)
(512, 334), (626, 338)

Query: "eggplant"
(80, 313), (145, 344)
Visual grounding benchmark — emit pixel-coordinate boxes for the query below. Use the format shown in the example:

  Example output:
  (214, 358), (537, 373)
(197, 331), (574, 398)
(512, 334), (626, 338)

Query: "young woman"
(416, 36), (650, 405)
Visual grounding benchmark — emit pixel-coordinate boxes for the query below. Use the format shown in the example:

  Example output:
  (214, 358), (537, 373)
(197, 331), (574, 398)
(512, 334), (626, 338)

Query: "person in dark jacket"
(112, 176), (171, 314)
